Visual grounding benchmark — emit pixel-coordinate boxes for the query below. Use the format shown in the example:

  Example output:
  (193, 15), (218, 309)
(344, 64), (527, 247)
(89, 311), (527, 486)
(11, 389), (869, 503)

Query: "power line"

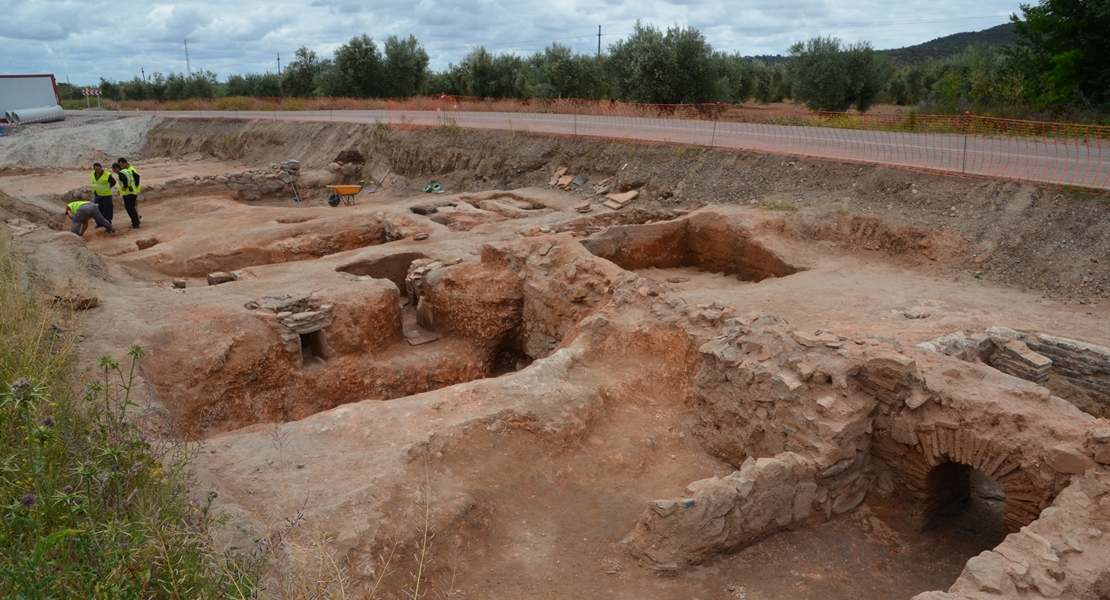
(425, 15), (1007, 54)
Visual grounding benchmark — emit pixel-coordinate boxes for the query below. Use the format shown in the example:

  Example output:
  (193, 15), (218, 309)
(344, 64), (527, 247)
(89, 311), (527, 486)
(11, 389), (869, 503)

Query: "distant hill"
(744, 23), (1017, 68)
(879, 23), (1017, 67)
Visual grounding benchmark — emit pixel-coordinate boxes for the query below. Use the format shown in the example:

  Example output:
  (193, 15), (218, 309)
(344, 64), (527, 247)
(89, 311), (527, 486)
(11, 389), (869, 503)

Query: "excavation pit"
(581, 212), (801, 282)
(10, 118), (1110, 600)
(336, 251), (428, 292)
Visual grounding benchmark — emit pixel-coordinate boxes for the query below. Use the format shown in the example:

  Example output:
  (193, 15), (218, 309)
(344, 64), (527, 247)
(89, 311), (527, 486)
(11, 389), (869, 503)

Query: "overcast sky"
(0, 0), (1023, 86)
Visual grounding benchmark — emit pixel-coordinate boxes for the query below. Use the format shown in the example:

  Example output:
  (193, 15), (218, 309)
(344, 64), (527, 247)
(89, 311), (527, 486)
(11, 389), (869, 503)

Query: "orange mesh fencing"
(118, 96), (1110, 192)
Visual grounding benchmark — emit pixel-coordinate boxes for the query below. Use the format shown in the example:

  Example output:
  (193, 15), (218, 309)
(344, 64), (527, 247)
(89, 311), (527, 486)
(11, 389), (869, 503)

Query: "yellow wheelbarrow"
(326, 180), (375, 206)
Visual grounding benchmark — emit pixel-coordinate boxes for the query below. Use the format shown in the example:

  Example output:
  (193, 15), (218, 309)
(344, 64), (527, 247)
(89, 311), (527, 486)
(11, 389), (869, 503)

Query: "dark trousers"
(93, 194), (113, 225)
(71, 203), (113, 234)
(122, 194), (140, 228)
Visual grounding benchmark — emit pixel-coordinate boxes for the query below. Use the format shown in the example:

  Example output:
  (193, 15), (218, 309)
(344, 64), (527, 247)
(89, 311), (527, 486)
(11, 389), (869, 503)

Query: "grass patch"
(760, 198), (799, 211)
(437, 115), (464, 135)
(280, 98), (306, 111)
(0, 232), (258, 597)
(214, 96), (251, 111)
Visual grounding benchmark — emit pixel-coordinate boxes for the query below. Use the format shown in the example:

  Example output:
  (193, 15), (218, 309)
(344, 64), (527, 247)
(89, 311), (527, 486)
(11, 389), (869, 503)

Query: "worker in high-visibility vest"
(65, 199), (115, 235)
(117, 157), (141, 228)
(90, 162), (116, 227)
(112, 161), (140, 228)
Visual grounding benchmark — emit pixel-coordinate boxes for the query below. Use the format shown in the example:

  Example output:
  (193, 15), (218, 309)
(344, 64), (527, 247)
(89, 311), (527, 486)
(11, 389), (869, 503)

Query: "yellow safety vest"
(90, 171), (112, 197)
(121, 166), (141, 195)
(67, 200), (91, 218)
(117, 170), (134, 195)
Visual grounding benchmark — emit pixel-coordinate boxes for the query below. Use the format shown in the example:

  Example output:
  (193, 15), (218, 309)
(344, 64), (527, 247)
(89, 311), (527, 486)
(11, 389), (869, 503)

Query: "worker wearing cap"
(65, 199), (115, 235)
(90, 162), (116, 227)
(117, 157), (141, 228)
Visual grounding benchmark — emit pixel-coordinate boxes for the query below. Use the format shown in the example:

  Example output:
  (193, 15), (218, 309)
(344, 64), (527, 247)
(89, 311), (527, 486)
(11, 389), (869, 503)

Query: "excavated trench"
(162, 216), (401, 278)
(150, 211), (1030, 594)
(148, 242), (597, 435)
(92, 119), (1110, 599)
(581, 213), (801, 282)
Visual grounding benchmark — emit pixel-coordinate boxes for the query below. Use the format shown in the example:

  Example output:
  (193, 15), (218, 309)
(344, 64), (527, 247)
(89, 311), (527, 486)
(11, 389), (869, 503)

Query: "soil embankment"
(143, 118), (1110, 303)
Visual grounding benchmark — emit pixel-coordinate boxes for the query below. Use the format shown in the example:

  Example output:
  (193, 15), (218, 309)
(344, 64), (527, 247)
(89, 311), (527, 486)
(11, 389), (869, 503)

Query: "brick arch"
(872, 423), (1052, 532)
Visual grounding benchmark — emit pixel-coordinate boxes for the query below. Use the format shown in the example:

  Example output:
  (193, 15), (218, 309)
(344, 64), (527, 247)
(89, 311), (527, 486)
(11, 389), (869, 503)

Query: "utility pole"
(141, 67), (145, 82)
(184, 39), (191, 76)
(597, 25), (602, 56)
(277, 53), (281, 75)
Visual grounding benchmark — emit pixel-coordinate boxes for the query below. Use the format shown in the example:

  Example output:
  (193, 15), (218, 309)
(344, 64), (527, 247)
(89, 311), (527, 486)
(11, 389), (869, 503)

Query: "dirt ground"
(2, 116), (1109, 600)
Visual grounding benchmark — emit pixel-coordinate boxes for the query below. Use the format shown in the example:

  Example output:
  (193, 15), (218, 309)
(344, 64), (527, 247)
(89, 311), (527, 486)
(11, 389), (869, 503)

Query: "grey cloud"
(0, 0), (84, 41)
(0, 0), (1021, 82)
(148, 5), (214, 42)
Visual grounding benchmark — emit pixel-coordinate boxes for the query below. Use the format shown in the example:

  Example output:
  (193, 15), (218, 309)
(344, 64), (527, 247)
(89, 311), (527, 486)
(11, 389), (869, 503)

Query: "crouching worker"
(65, 199), (115, 235)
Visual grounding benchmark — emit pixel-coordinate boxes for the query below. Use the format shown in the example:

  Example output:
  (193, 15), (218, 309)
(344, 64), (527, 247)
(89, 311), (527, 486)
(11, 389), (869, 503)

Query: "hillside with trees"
(70, 0), (1107, 123)
(880, 24), (1017, 67)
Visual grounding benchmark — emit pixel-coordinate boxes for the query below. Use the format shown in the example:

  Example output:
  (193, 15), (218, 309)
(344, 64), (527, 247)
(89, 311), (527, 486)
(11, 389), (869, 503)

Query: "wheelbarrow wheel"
(327, 191), (341, 207)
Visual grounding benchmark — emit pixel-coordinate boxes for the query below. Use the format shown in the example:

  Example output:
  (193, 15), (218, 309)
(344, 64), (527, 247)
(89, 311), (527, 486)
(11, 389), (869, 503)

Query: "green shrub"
(214, 96), (251, 111)
(0, 232), (259, 598)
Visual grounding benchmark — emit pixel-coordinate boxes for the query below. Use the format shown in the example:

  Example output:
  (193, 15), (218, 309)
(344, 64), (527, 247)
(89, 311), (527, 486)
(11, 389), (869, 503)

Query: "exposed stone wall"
(413, 254), (523, 358)
(624, 285), (1102, 573)
(913, 471), (1110, 599)
(411, 236), (622, 361)
(920, 328), (1110, 415)
(1028, 333), (1110, 406)
(627, 452), (822, 571)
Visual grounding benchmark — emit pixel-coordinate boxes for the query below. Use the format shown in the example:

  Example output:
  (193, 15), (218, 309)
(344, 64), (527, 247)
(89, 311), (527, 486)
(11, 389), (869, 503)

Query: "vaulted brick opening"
(921, 463), (1008, 553)
(872, 425), (1052, 535)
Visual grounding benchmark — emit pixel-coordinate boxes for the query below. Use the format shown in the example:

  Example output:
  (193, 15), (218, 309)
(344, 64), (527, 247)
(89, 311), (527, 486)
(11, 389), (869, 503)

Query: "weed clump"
(0, 232), (258, 597)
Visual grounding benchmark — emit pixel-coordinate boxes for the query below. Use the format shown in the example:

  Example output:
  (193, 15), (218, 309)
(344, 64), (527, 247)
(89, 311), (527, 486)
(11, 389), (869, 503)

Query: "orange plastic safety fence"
(127, 95), (1110, 192)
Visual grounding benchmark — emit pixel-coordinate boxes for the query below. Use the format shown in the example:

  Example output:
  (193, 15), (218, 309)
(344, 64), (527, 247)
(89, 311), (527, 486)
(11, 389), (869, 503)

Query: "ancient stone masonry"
(624, 280), (1102, 575)
(406, 236), (624, 363)
(913, 470), (1110, 600)
(1028, 334), (1110, 405)
(627, 452), (822, 572)
(920, 328), (1110, 412)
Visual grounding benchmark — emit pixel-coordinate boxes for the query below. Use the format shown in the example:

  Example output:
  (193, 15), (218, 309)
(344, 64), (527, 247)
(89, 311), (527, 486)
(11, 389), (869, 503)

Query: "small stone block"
(207, 272), (235, 286)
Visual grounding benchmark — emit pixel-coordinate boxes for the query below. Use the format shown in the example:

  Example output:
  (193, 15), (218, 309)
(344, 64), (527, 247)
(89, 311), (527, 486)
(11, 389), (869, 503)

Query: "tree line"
(64, 0), (1108, 118)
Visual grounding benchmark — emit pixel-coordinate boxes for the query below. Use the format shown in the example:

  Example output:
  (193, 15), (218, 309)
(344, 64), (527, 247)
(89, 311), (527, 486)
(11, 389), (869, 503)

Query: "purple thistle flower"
(20, 494), (35, 507)
(74, 497), (85, 505)
(42, 417), (55, 427)
(63, 485), (73, 494)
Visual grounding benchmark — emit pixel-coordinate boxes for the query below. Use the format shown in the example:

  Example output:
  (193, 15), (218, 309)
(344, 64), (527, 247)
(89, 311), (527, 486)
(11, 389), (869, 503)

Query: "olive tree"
(788, 36), (891, 112)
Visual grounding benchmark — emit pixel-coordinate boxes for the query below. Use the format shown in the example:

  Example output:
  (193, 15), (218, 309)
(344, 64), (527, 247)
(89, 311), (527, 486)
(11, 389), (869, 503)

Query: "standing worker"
(112, 161), (140, 228)
(117, 157), (141, 228)
(90, 162), (115, 227)
(65, 199), (115, 235)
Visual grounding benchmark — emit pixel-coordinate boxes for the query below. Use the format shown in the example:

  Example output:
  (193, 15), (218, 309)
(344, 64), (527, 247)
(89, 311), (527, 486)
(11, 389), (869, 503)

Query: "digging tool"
(283, 159), (302, 202)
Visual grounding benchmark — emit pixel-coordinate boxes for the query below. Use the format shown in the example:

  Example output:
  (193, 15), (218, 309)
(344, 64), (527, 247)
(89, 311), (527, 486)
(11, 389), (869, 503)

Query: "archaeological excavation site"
(4, 115), (1110, 599)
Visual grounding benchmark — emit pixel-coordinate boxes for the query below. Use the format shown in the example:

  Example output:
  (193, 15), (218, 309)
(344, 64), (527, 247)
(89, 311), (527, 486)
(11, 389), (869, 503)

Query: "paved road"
(107, 109), (1110, 191)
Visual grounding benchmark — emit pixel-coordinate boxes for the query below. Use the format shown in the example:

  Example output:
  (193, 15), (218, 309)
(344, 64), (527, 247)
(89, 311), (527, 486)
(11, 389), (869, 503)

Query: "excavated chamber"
(580, 211), (800, 282)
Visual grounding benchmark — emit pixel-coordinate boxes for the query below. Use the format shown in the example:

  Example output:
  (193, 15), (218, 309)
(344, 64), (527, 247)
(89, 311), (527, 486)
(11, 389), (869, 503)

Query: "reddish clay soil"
(4, 117), (1110, 600)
